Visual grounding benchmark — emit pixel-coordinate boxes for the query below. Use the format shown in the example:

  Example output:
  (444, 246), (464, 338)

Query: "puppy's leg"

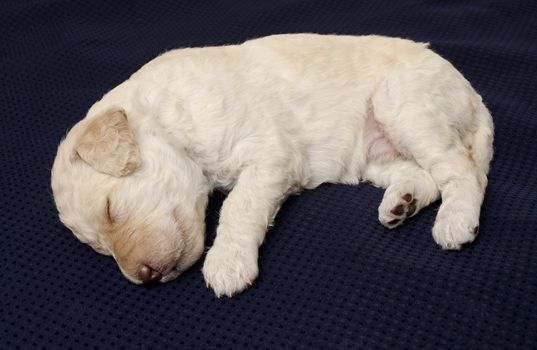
(380, 124), (486, 249)
(373, 110), (487, 250)
(363, 159), (440, 228)
(370, 62), (491, 249)
(203, 165), (292, 297)
(427, 150), (486, 249)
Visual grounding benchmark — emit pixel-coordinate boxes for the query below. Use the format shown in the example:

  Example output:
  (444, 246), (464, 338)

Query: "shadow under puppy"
(51, 34), (493, 297)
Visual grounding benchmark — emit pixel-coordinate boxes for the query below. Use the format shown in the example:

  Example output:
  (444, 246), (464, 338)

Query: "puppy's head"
(51, 107), (207, 284)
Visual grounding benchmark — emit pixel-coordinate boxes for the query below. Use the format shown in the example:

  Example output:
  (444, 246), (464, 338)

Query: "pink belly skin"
(364, 109), (399, 162)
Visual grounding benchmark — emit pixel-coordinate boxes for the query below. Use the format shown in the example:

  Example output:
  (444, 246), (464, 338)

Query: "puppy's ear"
(76, 108), (140, 177)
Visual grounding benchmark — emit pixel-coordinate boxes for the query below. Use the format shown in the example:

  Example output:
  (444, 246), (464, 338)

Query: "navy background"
(1, 1), (537, 349)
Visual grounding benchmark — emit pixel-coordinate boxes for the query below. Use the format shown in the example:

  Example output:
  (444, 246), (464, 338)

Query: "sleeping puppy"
(51, 34), (493, 297)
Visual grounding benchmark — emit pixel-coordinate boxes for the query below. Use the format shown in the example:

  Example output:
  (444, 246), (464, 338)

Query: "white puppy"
(51, 34), (493, 297)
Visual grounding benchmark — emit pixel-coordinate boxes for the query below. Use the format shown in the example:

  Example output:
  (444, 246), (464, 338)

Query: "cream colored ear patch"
(76, 108), (140, 177)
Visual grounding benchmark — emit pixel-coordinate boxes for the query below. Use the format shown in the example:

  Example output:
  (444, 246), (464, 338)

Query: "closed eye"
(105, 197), (114, 224)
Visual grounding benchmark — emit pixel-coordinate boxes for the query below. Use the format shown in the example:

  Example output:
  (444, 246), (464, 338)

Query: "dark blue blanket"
(2, 1), (536, 349)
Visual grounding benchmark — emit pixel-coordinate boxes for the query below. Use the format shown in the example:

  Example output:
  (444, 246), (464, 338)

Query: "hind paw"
(379, 191), (418, 229)
(432, 212), (479, 250)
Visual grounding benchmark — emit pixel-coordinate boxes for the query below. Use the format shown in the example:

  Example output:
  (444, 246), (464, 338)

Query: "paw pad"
(390, 204), (405, 216)
(388, 218), (401, 226)
(380, 193), (419, 229)
(407, 200), (417, 216)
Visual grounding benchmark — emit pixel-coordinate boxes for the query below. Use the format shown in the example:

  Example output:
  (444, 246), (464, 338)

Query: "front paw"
(202, 241), (259, 298)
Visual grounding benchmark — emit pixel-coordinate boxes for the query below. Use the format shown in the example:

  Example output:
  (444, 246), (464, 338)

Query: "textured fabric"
(1, 1), (537, 349)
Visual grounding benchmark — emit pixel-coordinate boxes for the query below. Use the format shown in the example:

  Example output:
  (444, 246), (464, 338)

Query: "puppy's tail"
(470, 99), (494, 178)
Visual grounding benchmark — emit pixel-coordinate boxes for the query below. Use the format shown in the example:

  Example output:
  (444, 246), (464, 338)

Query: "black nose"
(138, 265), (162, 284)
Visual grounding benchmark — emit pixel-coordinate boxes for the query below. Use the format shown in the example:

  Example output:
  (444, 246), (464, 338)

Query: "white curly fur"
(51, 34), (493, 297)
